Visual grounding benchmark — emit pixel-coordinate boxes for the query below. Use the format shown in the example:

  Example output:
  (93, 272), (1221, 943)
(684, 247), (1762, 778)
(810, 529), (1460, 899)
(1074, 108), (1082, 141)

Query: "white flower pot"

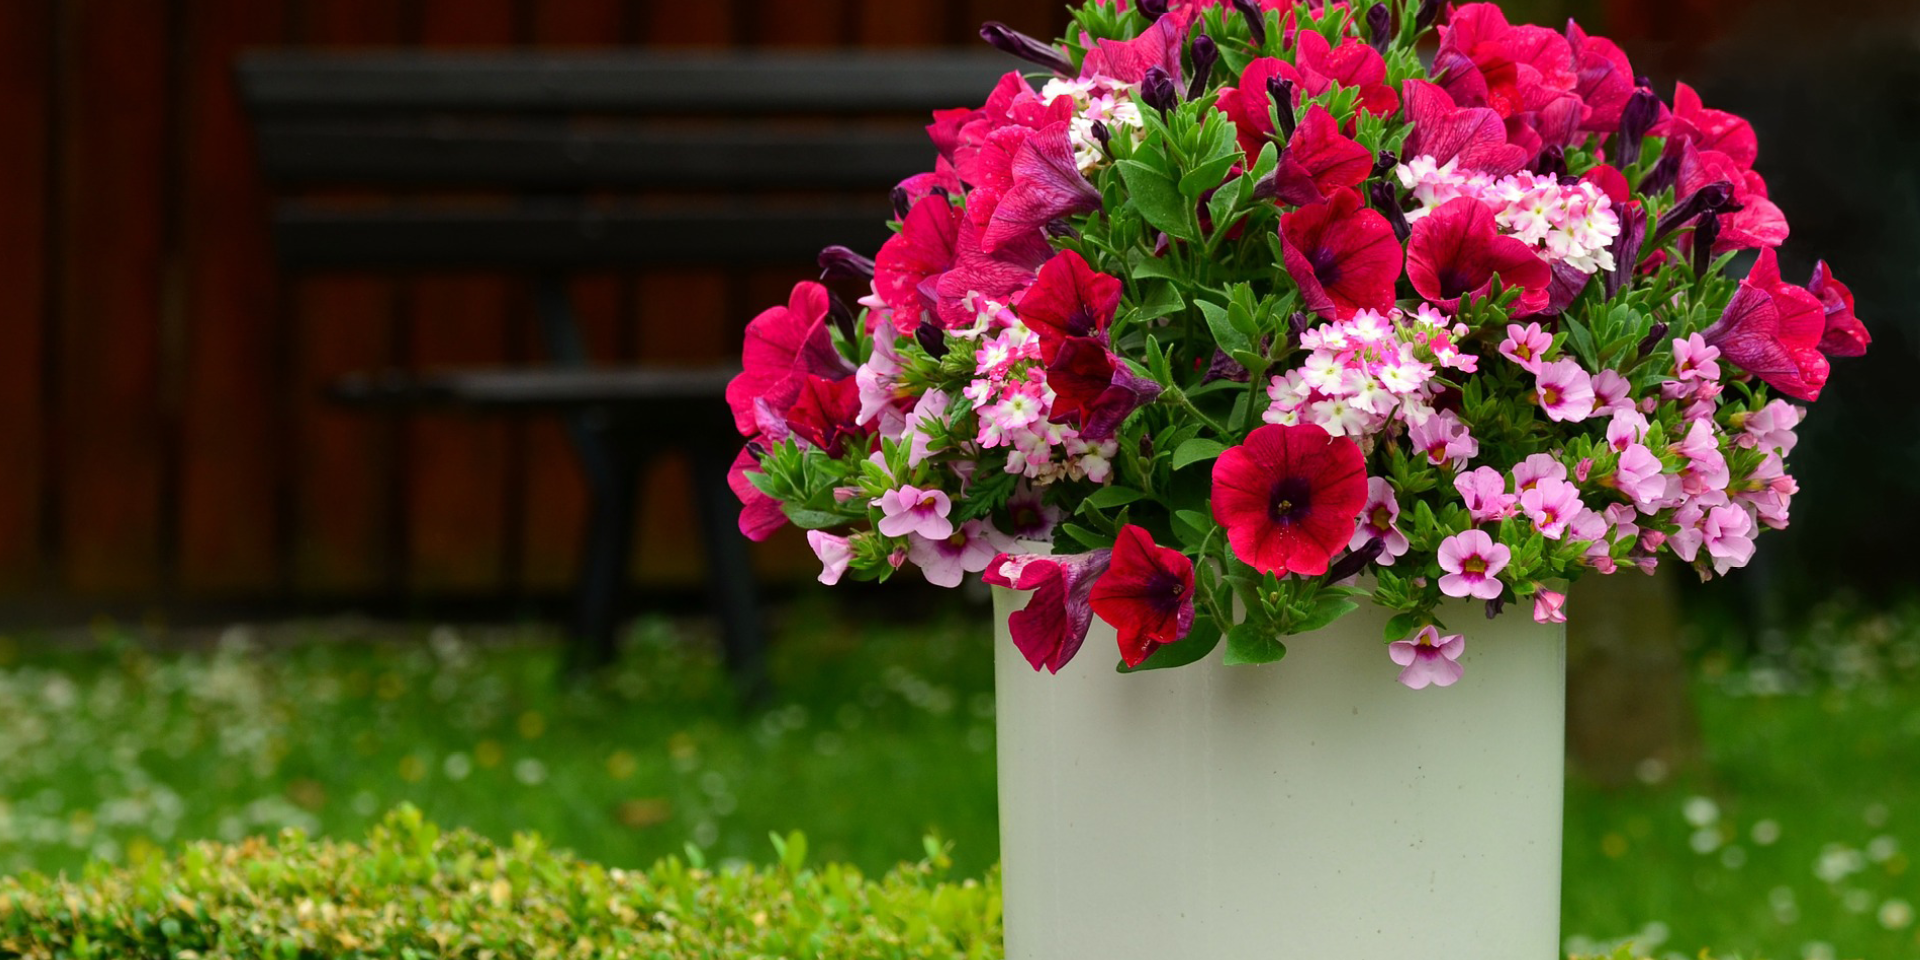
(993, 588), (1566, 960)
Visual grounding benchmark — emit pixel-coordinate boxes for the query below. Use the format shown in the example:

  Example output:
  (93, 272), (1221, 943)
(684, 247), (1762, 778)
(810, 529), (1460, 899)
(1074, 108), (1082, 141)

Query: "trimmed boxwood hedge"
(0, 808), (1707, 959)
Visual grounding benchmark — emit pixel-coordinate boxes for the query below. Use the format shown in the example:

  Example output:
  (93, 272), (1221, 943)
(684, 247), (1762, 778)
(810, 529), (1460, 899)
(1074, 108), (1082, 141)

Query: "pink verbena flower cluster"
(1397, 156), (1621, 274)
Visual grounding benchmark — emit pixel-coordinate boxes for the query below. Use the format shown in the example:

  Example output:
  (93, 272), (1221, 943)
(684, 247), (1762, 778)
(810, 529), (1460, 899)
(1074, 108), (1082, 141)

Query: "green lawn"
(0, 594), (1916, 959)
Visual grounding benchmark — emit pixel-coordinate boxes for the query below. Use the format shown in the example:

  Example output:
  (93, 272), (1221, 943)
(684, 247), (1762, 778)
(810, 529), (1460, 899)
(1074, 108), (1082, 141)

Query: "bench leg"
(568, 413), (640, 676)
(691, 445), (770, 706)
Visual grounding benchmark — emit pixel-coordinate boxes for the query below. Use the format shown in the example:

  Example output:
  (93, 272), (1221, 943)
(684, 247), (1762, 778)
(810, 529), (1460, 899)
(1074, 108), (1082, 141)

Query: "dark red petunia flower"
(1046, 337), (1164, 442)
(1279, 187), (1402, 320)
(1210, 423), (1369, 577)
(1808, 261), (1870, 358)
(1675, 140), (1787, 254)
(1406, 196), (1552, 315)
(784, 375), (866, 454)
(1089, 524), (1196, 667)
(1400, 79), (1529, 177)
(1265, 104), (1374, 208)
(934, 212), (1051, 329)
(725, 282), (855, 436)
(1217, 57), (1303, 162)
(1017, 250), (1124, 362)
(873, 196), (960, 334)
(1702, 248), (1829, 401)
(984, 549), (1114, 673)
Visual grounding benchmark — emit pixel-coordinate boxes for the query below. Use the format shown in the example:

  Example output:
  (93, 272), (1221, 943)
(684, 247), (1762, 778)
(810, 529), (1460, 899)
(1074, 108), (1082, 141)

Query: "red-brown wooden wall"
(0, 0), (1726, 606)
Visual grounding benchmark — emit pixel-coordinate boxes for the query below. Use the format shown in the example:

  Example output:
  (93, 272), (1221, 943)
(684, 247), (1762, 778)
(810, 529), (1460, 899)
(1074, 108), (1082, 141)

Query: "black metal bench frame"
(236, 50), (1013, 693)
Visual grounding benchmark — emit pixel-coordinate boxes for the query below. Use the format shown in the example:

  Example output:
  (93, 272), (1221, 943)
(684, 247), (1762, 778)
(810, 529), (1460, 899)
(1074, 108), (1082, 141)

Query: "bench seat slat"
(274, 202), (894, 269)
(332, 367), (741, 409)
(239, 52), (1016, 117)
(255, 121), (937, 189)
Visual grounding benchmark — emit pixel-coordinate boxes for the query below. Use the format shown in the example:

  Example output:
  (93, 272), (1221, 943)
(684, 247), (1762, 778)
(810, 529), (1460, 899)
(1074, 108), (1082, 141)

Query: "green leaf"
(1117, 159), (1200, 244)
(1084, 487), (1146, 509)
(783, 507), (852, 530)
(1222, 622), (1287, 665)
(1172, 509), (1215, 548)
(1058, 523), (1110, 551)
(1290, 598), (1357, 634)
(1196, 299), (1252, 354)
(1178, 153), (1242, 200)
(1563, 315), (1600, 369)
(1133, 281), (1186, 322)
(1383, 611), (1424, 642)
(1170, 438), (1228, 470)
(1118, 618), (1222, 672)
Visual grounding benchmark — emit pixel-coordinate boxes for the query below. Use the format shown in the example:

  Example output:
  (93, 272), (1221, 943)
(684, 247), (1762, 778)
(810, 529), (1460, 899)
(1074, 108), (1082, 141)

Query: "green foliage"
(0, 807), (1003, 960)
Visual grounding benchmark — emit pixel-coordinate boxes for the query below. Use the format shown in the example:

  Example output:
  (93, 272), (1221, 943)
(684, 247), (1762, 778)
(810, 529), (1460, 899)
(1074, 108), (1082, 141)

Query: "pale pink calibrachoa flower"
(1611, 443), (1669, 508)
(1388, 625), (1467, 690)
(1740, 399), (1803, 455)
(1455, 467), (1517, 522)
(807, 531), (853, 585)
(1511, 453), (1568, 492)
(1535, 359), (1596, 422)
(1672, 333), (1722, 382)
(1409, 410), (1478, 469)
(1350, 477), (1411, 564)
(1671, 419), (1731, 496)
(1497, 322), (1553, 373)
(1533, 590), (1568, 624)
(1590, 369), (1632, 416)
(907, 519), (998, 588)
(875, 485), (953, 540)
(1519, 477), (1585, 539)
(1437, 529), (1511, 600)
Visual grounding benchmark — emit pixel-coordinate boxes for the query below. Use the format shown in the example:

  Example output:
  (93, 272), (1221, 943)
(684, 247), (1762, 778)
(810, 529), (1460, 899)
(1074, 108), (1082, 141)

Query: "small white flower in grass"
(1689, 828), (1721, 855)
(1814, 844), (1865, 884)
(1863, 802), (1890, 827)
(1879, 899), (1914, 930)
(1751, 818), (1782, 845)
(1719, 845), (1747, 869)
(1683, 796), (1720, 827)
(1866, 834), (1899, 862)
(1842, 888), (1873, 914)
(442, 752), (472, 781)
(513, 758), (547, 786)
(1801, 940), (1836, 960)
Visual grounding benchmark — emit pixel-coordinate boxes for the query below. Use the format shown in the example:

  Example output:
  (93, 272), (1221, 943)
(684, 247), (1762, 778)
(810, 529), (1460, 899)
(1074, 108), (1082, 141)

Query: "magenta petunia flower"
(1279, 187), (1402, 320)
(1088, 524), (1196, 668)
(1290, 30), (1400, 117)
(1265, 104), (1376, 208)
(1675, 141), (1787, 254)
(807, 531), (854, 585)
(872, 196), (960, 334)
(985, 549), (1114, 673)
(934, 214), (1051, 329)
(875, 485), (954, 540)
(1564, 20), (1635, 133)
(730, 447), (788, 542)
(725, 282), (855, 436)
(1437, 529), (1510, 600)
(1210, 423), (1369, 577)
(1652, 81), (1758, 170)
(1532, 589), (1568, 624)
(1407, 196), (1552, 315)
(908, 519), (998, 588)
(982, 120), (1102, 255)
(1388, 625), (1466, 690)
(1399, 79), (1529, 177)
(1808, 261), (1870, 358)
(1078, 14), (1183, 85)
(1700, 248), (1829, 401)
(1017, 249), (1123, 363)
(784, 375), (866, 454)
(1045, 338), (1164, 442)
(1217, 57), (1304, 163)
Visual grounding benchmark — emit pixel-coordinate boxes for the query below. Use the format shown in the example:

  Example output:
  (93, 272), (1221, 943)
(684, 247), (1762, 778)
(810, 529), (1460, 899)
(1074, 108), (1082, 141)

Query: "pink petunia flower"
(1455, 466), (1517, 522)
(1497, 322), (1553, 373)
(908, 520), (998, 588)
(1437, 529), (1511, 600)
(1739, 399), (1802, 455)
(1388, 625), (1467, 690)
(1700, 247), (1828, 401)
(875, 485), (954, 540)
(983, 549), (1114, 673)
(1349, 477), (1411, 565)
(1407, 197), (1552, 315)
(1532, 589), (1568, 624)
(1535, 358), (1596, 422)
(1280, 187), (1403, 320)
(807, 531), (854, 586)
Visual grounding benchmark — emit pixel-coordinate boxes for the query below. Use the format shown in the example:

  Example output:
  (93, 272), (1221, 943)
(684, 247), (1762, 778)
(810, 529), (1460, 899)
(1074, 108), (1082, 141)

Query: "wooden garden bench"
(236, 50), (1012, 692)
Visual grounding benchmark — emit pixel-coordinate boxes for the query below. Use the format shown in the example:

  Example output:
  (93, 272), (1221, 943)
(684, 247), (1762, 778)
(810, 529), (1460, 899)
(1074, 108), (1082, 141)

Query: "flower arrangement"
(729, 0), (1870, 686)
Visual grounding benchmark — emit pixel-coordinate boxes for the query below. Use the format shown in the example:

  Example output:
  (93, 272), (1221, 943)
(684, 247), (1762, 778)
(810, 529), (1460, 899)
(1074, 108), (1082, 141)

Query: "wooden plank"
(755, 0), (849, 48)
(175, 0), (289, 595)
(640, 0), (733, 47)
(0, 0), (52, 592)
(403, 0), (519, 595)
(858, 0), (947, 45)
(287, 0), (407, 596)
(54, 0), (172, 596)
(521, 1), (629, 594)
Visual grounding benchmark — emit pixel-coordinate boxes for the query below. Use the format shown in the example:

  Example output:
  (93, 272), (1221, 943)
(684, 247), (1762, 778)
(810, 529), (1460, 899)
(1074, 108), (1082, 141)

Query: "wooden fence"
(0, 0), (1731, 606)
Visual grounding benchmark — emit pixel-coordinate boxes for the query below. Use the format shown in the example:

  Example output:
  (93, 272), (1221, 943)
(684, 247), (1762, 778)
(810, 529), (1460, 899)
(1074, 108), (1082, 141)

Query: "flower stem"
(1162, 387), (1229, 436)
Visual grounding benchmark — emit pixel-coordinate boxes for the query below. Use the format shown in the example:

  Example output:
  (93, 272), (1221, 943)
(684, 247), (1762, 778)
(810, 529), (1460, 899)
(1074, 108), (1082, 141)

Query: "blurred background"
(1, 1), (1917, 957)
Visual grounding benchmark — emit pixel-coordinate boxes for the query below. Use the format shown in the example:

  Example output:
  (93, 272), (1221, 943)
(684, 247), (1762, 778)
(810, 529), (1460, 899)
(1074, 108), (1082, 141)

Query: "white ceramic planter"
(993, 587), (1566, 960)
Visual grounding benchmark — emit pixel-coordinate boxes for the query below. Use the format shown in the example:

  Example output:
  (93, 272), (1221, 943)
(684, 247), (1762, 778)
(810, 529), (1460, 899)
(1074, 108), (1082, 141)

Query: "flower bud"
(1485, 596), (1506, 619)
(1370, 149), (1398, 180)
(1366, 2), (1393, 54)
(915, 321), (949, 359)
(1138, 434), (1154, 459)
(1640, 147), (1681, 196)
(1232, 0), (1267, 46)
(890, 186), (911, 221)
(1370, 180), (1411, 241)
(1287, 311), (1311, 349)
(1091, 120), (1112, 150)
(1636, 321), (1670, 359)
(1414, 0), (1443, 32)
(817, 245), (875, 281)
(1653, 179), (1733, 243)
(979, 21), (1074, 76)
(1186, 34), (1219, 100)
(1266, 76), (1296, 138)
(744, 440), (766, 459)
(1203, 348), (1251, 383)
(1604, 203), (1647, 299)
(826, 292), (857, 343)
(1325, 538), (1386, 583)
(1044, 218), (1082, 240)
(1142, 65), (1178, 114)
(1137, 0), (1169, 19)
(1615, 88), (1660, 167)
(1534, 145), (1567, 180)
(1691, 211), (1720, 274)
